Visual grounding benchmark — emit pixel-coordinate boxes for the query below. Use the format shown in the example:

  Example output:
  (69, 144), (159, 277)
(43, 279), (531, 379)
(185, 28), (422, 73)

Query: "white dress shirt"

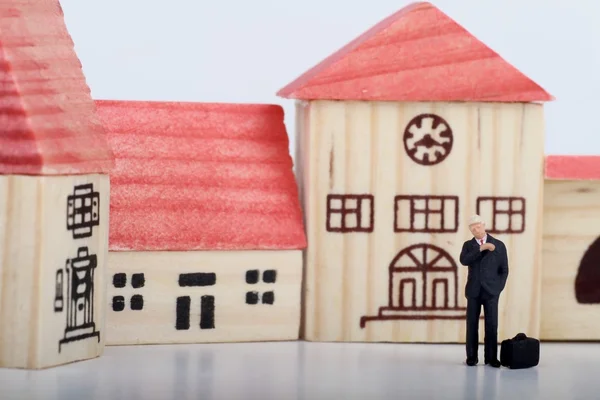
(477, 235), (487, 245)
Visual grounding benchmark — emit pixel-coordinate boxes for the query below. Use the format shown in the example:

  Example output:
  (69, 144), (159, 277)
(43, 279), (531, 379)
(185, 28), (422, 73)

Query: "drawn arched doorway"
(387, 243), (459, 310)
(360, 243), (476, 328)
(575, 236), (600, 304)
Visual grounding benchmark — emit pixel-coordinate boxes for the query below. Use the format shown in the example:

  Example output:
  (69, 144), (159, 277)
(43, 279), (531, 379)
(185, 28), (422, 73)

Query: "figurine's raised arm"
(459, 240), (482, 266)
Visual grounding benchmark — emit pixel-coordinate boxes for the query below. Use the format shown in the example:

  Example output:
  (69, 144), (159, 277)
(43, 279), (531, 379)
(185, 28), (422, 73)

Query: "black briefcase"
(500, 333), (540, 369)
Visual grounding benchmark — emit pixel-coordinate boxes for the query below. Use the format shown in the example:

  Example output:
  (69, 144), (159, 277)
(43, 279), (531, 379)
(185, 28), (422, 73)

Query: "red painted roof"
(96, 100), (307, 251)
(545, 155), (600, 181)
(0, 1), (114, 175)
(277, 2), (553, 102)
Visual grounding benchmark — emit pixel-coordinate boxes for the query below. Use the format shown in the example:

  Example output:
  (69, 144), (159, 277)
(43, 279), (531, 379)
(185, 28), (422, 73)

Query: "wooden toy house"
(95, 100), (306, 345)
(278, 1), (554, 343)
(0, 0), (114, 368)
(541, 155), (600, 340)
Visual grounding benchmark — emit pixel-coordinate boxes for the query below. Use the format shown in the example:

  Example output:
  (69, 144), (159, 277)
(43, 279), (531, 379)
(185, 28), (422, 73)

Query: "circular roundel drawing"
(390, 243), (457, 270)
(403, 113), (453, 166)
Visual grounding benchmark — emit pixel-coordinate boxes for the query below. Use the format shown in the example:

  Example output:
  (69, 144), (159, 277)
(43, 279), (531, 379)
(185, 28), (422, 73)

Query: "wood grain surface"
(295, 100), (545, 343)
(96, 100), (306, 251)
(0, 0), (114, 175)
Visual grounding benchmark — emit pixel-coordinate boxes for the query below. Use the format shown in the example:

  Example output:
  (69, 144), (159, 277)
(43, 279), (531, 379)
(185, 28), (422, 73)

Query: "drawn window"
(326, 194), (374, 233)
(394, 195), (458, 233)
(112, 272), (146, 312)
(245, 269), (277, 305)
(54, 270), (64, 312)
(476, 197), (525, 234)
(66, 183), (100, 239)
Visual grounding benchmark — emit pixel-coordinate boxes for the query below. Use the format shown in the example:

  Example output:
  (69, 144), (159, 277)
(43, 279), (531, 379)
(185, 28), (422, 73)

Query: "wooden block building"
(278, 1), (554, 343)
(541, 156), (600, 340)
(95, 100), (306, 345)
(0, 0), (114, 368)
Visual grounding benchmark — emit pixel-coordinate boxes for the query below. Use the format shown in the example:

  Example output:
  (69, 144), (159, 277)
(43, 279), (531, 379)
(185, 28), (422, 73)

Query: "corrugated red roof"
(277, 1), (553, 102)
(0, 0), (114, 175)
(97, 100), (307, 251)
(545, 155), (600, 181)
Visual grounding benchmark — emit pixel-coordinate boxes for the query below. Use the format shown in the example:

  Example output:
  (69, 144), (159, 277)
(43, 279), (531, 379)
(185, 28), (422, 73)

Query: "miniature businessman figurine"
(459, 215), (509, 368)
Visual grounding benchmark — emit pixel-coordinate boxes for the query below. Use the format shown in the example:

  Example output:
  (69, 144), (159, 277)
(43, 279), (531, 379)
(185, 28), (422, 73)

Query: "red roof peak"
(277, 1), (553, 102)
(0, 0), (114, 175)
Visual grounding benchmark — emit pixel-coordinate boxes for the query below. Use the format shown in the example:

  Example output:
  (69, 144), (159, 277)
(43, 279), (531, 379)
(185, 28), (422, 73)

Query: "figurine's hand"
(480, 243), (495, 251)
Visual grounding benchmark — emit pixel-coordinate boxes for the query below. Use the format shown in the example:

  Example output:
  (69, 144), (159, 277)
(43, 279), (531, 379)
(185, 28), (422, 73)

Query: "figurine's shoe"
(486, 359), (501, 368)
(466, 357), (478, 366)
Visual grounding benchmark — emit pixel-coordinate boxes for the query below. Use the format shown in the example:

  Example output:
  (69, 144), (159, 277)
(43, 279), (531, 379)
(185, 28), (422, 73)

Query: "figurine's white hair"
(468, 214), (484, 226)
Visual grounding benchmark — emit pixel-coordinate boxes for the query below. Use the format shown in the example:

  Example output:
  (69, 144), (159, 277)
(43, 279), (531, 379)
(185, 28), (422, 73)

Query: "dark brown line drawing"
(176, 296), (191, 330)
(130, 295), (143, 311)
(66, 183), (100, 239)
(112, 296), (125, 312)
(575, 236), (600, 304)
(179, 272), (216, 287)
(262, 291), (275, 305)
(432, 278), (448, 309)
(54, 270), (64, 312)
(361, 243), (483, 327)
(476, 196), (526, 234)
(326, 194), (374, 233)
(246, 269), (260, 284)
(403, 113), (453, 166)
(200, 295), (215, 329)
(399, 278), (417, 308)
(111, 273), (146, 312)
(246, 292), (259, 304)
(492, 198), (497, 232)
(174, 272), (218, 330)
(245, 269), (277, 305)
(394, 195), (459, 233)
(262, 270), (277, 283)
(175, 294), (216, 331)
(57, 247), (100, 352)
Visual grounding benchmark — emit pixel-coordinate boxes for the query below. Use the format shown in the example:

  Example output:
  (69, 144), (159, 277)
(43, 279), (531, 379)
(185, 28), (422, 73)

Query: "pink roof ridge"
(0, 0), (114, 175)
(96, 99), (307, 252)
(277, 1), (554, 102)
(545, 155), (600, 181)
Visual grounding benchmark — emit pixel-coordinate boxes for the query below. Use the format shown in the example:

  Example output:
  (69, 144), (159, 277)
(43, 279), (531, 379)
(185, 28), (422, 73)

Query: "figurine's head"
(468, 214), (486, 239)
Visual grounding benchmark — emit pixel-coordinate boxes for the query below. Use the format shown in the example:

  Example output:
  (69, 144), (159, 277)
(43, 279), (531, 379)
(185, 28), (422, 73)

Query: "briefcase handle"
(514, 333), (528, 341)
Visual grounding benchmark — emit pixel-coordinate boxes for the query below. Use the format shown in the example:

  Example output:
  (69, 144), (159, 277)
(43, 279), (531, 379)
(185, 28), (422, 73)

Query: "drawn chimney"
(0, 0), (114, 369)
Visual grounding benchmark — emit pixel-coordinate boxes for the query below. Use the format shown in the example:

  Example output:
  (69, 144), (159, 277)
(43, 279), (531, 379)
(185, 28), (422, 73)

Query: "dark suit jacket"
(459, 234), (509, 298)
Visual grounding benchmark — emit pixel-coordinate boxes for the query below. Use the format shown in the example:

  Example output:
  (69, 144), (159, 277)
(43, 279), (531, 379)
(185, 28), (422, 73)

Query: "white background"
(59, 0), (600, 159)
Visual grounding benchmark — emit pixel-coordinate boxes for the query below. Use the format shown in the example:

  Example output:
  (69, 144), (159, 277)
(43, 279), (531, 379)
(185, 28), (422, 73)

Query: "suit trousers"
(466, 287), (499, 361)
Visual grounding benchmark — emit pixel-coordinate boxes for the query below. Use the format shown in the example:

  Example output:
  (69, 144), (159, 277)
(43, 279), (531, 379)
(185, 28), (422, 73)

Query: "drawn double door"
(176, 272), (216, 331)
(389, 243), (462, 314)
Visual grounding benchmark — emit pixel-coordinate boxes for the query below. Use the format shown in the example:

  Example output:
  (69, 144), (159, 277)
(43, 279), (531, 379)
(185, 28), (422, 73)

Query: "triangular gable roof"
(96, 100), (307, 252)
(277, 2), (553, 102)
(0, 1), (114, 175)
